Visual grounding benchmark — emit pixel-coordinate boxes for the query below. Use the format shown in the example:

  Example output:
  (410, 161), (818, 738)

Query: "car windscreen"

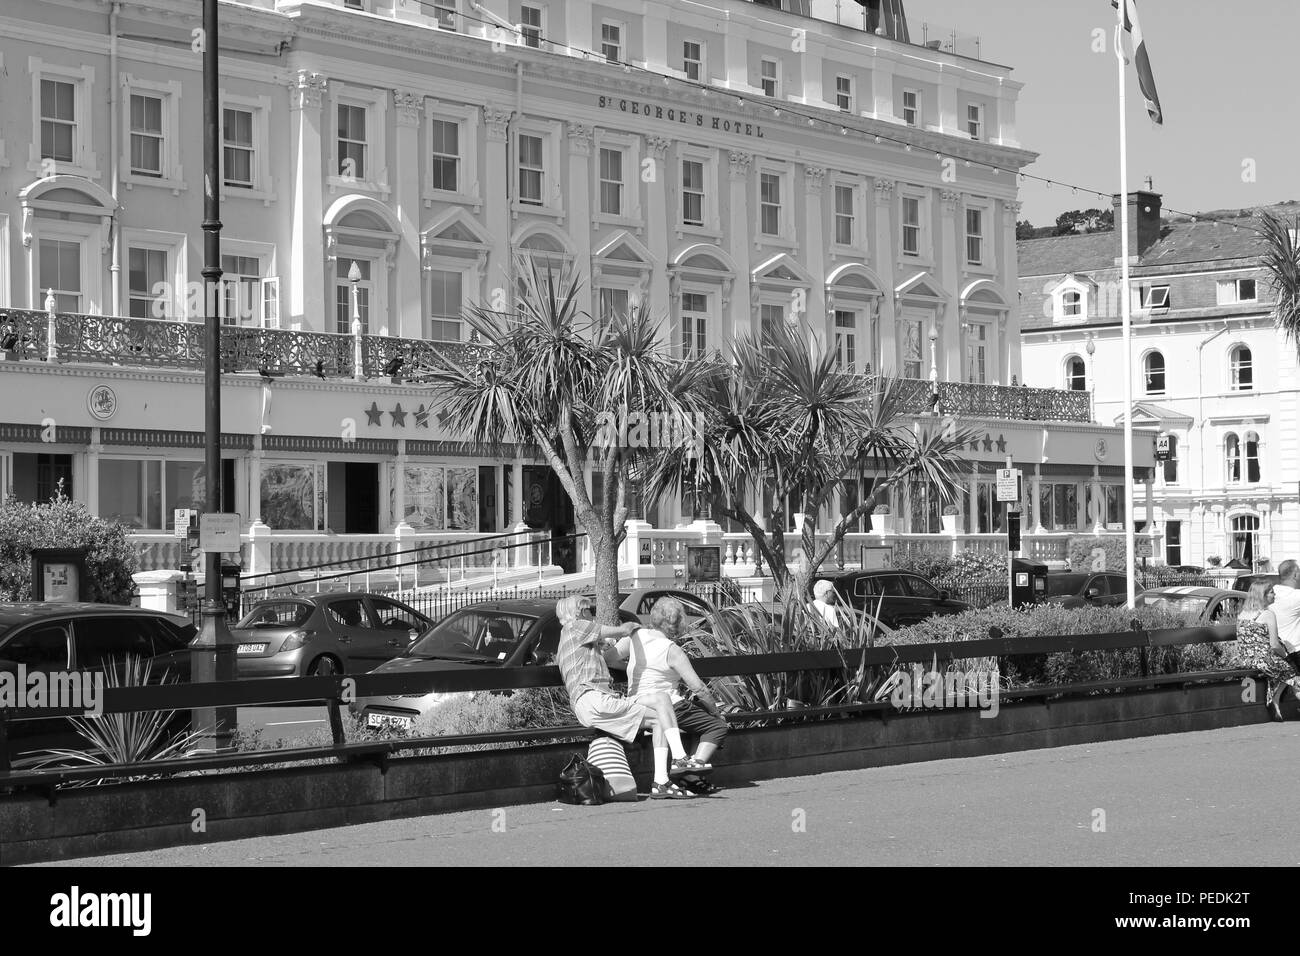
(236, 602), (313, 629)
(1045, 574), (1089, 596)
(1139, 594), (1209, 616)
(405, 609), (539, 661)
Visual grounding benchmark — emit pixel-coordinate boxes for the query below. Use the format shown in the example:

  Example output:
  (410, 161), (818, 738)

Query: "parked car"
(1040, 572), (1133, 608)
(1039, 572), (1130, 608)
(617, 588), (714, 624)
(1135, 587), (1244, 624)
(0, 603), (198, 753)
(231, 592), (434, 677)
(1231, 573), (1279, 594)
(350, 598), (640, 732)
(813, 570), (972, 628)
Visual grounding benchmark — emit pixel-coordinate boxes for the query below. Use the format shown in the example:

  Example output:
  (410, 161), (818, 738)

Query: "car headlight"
(280, 630), (310, 651)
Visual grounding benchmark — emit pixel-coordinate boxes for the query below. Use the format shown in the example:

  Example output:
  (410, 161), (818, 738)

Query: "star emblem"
(981, 434), (994, 452)
(995, 434), (1007, 453)
(390, 403), (408, 427)
(414, 404), (431, 428)
(364, 401), (384, 427)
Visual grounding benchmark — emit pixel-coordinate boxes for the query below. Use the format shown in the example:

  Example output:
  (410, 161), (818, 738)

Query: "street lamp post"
(191, 0), (235, 751)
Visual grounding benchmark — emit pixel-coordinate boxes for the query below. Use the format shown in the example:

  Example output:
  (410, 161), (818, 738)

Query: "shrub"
(892, 548), (1007, 587)
(0, 492), (138, 604)
(1067, 536), (1129, 574)
(942, 504), (960, 516)
(872, 504), (891, 515)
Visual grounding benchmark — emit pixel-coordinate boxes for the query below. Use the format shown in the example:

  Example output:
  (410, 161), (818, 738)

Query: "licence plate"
(367, 712), (413, 731)
(237, 643), (267, 655)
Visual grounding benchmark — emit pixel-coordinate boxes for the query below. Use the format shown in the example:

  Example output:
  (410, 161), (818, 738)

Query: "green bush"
(0, 493), (138, 604)
(887, 603), (1225, 687)
(1067, 536), (1128, 573)
(892, 548), (1006, 587)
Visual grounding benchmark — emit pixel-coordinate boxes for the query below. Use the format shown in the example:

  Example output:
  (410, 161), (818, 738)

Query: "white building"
(0, 0), (1147, 578)
(1019, 192), (1299, 568)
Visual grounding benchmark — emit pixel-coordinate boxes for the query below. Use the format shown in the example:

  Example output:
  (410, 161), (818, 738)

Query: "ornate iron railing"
(0, 308), (1092, 422)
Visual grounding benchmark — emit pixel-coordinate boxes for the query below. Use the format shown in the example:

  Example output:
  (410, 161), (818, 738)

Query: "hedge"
(0, 494), (138, 604)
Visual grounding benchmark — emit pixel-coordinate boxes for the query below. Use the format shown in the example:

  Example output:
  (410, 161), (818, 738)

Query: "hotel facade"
(0, 0), (1152, 580)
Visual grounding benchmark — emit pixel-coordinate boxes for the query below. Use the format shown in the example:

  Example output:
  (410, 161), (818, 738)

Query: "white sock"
(653, 747), (670, 785)
(664, 729), (687, 761)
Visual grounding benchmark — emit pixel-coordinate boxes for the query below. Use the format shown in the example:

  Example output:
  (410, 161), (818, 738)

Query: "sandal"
(669, 756), (713, 777)
(678, 776), (721, 796)
(648, 781), (694, 800)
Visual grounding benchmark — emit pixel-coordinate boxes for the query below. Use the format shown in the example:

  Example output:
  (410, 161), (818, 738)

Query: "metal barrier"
(0, 624), (1238, 786)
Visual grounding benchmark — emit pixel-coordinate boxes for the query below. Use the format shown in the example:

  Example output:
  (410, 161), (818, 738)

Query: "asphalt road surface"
(42, 723), (1298, 867)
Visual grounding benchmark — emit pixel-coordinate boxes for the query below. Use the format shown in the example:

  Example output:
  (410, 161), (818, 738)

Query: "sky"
(905, 0), (1300, 228)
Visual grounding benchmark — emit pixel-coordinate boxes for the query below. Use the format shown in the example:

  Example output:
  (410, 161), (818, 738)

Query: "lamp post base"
(190, 599), (237, 753)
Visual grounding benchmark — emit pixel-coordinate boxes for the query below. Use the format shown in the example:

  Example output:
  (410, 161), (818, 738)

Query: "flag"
(1112, 0), (1164, 125)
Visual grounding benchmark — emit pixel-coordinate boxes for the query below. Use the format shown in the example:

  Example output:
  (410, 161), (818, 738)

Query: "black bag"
(556, 752), (607, 806)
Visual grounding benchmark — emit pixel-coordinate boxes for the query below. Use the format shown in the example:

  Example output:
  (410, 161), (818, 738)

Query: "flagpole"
(1116, 0), (1137, 608)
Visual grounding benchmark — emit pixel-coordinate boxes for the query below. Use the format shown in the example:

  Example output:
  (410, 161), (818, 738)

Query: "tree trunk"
(590, 527), (623, 626)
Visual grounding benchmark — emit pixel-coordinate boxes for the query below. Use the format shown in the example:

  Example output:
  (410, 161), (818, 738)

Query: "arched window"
(1231, 514), (1261, 565)
(1143, 351), (1165, 395)
(1162, 434), (1178, 485)
(1245, 431), (1261, 483)
(1062, 291), (1082, 317)
(1225, 432), (1241, 484)
(1065, 356), (1086, 391)
(1230, 346), (1253, 390)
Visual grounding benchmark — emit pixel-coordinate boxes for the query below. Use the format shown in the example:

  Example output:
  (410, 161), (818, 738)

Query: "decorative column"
(483, 106), (512, 300)
(289, 70), (328, 331)
(726, 150), (753, 337)
(393, 90), (424, 339)
(393, 438), (409, 532)
(567, 121), (594, 315)
(645, 135), (673, 349)
(803, 165), (827, 345)
(873, 179), (897, 372)
(1030, 465), (1044, 533)
(967, 464), (980, 533)
(1002, 199), (1023, 384)
(939, 189), (962, 383)
(86, 428), (102, 518)
(1086, 335), (1097, 421)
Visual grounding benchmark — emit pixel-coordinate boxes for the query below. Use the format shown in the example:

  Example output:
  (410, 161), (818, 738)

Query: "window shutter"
(261, 276), (280, 329)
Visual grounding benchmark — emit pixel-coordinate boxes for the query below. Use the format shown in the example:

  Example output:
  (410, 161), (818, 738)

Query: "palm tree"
(642, 325), (978, 595)
(419, 257), (713, 623)
(1256, 209), (1300, 353)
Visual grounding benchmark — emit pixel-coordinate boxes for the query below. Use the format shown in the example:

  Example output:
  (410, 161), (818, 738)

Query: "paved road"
(43, 723), (1299, 867)
(237, 705), (337, 746)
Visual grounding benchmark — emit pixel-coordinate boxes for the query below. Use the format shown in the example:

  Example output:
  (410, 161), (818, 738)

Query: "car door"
(71, 615), (162, 677)
(872, 575), (912, 627)
(1079, 574), (1108, 605)
(1104, 575), (1129, 606)
(361, 597), (433, 668)
(0, 620), (74, 748)
(321, 597), (380, 672)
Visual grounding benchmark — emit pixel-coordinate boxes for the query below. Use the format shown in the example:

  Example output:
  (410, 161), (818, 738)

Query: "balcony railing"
(0, 308), (483, 379)
(0, 308), (1092, 423)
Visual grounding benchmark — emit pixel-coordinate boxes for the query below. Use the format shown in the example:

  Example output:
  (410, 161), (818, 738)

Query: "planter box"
(0, 677), (1266, 865)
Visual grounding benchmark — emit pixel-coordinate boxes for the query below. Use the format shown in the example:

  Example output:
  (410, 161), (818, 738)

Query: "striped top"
(557, 620), (612, 703)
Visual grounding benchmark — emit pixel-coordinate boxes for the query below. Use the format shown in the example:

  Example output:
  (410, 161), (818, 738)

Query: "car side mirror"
(1086, 587), (1100, 598)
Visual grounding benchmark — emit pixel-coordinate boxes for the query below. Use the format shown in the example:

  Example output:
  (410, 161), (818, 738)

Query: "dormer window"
(1062, 291), (1081, 317)
(1140, 284), (1170, 312)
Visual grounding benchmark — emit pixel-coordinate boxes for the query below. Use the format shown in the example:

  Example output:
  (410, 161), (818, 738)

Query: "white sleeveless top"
(625, 629), (683, 704)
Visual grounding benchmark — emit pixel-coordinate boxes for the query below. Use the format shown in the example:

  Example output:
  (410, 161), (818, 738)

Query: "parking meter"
(1011, 558), (1049, 607)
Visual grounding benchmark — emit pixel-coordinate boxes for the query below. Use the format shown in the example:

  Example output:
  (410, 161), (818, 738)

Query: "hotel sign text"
(597, 96), (765, 138)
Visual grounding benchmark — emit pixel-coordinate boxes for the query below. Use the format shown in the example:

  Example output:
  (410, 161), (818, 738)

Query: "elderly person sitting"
(613, 596), (725, 795)
(555, 595), (707, 799)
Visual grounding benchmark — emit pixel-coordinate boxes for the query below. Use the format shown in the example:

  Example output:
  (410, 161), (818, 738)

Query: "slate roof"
(1017, 201), (1300, 277)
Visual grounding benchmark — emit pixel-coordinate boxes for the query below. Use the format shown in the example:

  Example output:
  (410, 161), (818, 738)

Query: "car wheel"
(307, 655), (341, 677)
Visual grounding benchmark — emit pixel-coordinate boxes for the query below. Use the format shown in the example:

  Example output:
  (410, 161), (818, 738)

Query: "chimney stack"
(1112, 190), (1163, 263)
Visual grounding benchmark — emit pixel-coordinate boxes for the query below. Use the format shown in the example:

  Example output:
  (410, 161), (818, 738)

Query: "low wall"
(0, 679), (1263, 865)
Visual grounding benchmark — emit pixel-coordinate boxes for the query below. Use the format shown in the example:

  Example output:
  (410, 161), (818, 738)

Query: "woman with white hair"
(612, 597), (724, 795)
(811, 579), (843, 628)
(554, 595), (702, 799)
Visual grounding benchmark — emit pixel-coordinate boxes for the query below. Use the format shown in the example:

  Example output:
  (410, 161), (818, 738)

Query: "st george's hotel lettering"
(597, 95), (764, 138)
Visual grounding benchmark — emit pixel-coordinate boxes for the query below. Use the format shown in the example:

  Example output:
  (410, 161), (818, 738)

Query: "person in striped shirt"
(555, 595), (709, 799)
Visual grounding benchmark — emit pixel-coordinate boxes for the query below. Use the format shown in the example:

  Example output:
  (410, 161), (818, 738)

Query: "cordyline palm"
(642, 324), (978, 595)
(419, 257), (713, 623)
(1256, 209), (1300, 355)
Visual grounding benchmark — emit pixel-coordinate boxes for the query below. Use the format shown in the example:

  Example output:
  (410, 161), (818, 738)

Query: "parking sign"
(996, 468), (1021, 503)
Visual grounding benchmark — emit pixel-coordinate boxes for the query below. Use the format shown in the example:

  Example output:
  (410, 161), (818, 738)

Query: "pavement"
(38, 722), (1300, 866)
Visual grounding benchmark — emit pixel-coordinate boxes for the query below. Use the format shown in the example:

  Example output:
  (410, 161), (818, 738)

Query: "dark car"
(1231, 573), (1279, 594)
(351, 598), (638, 732)
(1039, 572), (1130, 608)
(813, 570), (972, 628)
(0, 603), (198, 753)
(231, 592), (434, 677)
